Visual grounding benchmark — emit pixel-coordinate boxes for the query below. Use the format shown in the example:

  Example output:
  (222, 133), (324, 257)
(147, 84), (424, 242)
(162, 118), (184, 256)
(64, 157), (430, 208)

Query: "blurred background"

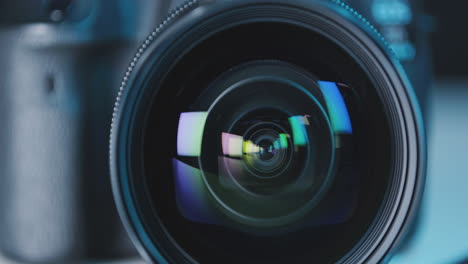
(0, 0), (467, 263)
(390, 0), (468, 263)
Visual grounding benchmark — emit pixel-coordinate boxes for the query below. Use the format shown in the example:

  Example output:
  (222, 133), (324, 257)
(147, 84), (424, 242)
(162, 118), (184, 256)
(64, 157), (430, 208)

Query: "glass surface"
(142, 22), (392, 263)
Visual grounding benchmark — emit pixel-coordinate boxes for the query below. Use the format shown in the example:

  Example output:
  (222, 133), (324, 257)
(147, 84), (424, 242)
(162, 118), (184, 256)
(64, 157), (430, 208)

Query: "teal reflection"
(289, 115), (309, 147)
(318, 81), (353, 134)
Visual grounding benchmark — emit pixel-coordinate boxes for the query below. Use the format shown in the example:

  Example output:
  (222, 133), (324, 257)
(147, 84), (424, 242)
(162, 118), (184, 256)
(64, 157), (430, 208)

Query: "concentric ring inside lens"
(243, 127), (290, 177)
(198, 62), (336, 228)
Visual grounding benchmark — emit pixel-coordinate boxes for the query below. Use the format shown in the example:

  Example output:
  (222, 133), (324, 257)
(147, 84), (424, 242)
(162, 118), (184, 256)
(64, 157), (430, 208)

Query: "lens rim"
(110, 0), (426, 263)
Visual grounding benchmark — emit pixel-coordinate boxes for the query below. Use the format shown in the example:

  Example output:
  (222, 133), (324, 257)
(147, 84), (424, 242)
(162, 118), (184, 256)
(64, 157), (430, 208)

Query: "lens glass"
(193, 64), (337, 229)
(138, 22), (392, 263)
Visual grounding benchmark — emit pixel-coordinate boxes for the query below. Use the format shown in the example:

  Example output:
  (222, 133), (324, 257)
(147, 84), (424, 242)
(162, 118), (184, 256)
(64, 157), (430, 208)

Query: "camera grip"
(0, 29), (135, 263)
(0, 0), (170, 262)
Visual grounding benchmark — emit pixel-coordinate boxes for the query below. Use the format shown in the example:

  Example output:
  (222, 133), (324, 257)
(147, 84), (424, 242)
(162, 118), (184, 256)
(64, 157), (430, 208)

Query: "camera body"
(0, 0), (429, 263)
(0, 0), (169, 262)
(345, 0), (431, 114)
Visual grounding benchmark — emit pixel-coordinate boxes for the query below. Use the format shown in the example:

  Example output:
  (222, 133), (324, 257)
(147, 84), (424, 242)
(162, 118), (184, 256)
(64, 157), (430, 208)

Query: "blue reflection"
(318, 81), (353, 134)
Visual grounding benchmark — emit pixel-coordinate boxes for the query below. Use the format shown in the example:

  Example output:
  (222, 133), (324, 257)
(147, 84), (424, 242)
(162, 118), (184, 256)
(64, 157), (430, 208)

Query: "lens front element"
(111, 2), (425, 263)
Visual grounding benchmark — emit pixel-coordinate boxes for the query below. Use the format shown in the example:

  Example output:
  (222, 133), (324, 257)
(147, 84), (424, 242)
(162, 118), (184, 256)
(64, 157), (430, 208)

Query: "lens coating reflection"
(172, 63), (355, 232)
(140, 22), (394, 264)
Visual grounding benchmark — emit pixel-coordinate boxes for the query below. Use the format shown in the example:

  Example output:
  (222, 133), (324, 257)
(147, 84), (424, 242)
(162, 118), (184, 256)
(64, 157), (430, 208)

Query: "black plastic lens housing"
(110, 0), (425, 263)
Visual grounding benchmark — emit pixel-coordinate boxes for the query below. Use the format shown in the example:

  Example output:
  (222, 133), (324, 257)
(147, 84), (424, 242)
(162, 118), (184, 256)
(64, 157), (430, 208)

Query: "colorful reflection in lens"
(278, 133), (289, 149)
(173, 158), (219, 224)
(177, 112), (208, 157)
(243, 140), (260, 155)
(318, 81), (353, 134)
(222, 132), (244, 157)
(289, 115), (309, 147)
(223, 132), (289, 157)
(173, 156), (356, 227)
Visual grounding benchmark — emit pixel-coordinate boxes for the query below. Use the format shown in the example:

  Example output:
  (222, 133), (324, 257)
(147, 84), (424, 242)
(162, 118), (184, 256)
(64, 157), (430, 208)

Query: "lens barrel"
(110, 0), (425, 263)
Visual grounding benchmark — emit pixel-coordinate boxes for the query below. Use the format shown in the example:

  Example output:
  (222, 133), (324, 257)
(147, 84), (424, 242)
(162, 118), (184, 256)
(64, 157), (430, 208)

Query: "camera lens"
(194, 62), (336, 228)
(110, 0), (425, 263)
